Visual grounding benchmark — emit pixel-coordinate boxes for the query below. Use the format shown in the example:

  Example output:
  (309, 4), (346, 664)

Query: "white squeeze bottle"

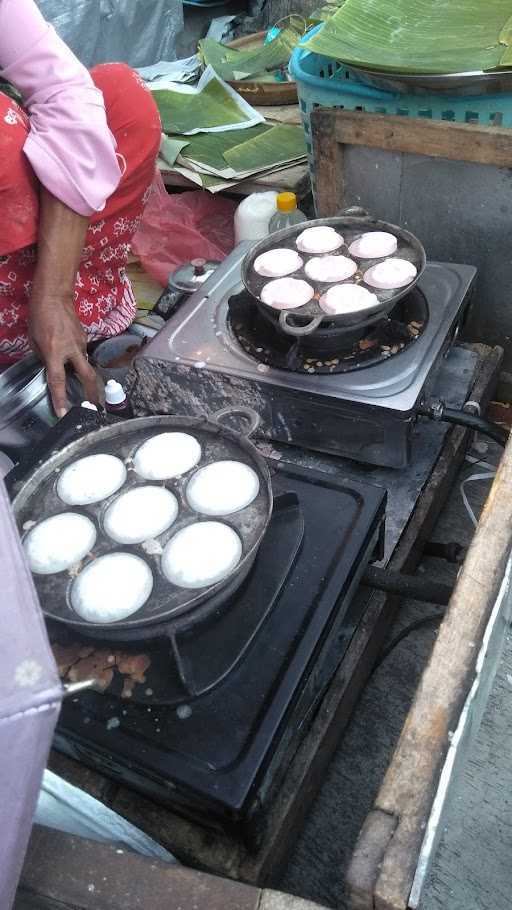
(269, 192), (307, 233)
(234, 191), (278, 244)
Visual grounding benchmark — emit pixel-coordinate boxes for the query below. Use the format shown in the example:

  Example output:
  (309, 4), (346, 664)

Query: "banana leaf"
(176, 124), (272, 172)
(223, 124), (307, 172)
(159, 136), (190, 167)
(153, 68), (263, 135)
(303, 0), (512, 74)
(154, 81), (246, 133)
(178, 124), (305, 180)
(199, 27), (300, 81)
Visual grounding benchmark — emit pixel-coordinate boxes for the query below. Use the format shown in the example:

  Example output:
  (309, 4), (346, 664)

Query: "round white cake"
(364, 259), (417, 290)
(304, 255), (357, 283)
(57, 454), (126, 506)
(254, 248), (303, 278)
(24, 512), (97, 575)
(261, 277), (314, 310)
(133, 432), (201, 481)
(103, 485), (179, 544)
(162, 521), (242, 589)
(71, 552), (153, 623)
(296, 226), (344, 254)
(320, 283), (378, 315)
(186, 460), (260, 516)
(348, 231), (398, 259)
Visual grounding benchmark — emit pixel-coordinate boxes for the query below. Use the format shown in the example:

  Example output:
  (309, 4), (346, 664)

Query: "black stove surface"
(8, 409), (386, 838)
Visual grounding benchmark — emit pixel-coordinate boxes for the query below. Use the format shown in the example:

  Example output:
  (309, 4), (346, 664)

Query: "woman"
(0, 0), (161, 414)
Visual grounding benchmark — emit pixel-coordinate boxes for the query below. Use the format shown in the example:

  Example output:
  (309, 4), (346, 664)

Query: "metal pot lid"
(0, 354), (47, 425)
(170, 258), (220, 293)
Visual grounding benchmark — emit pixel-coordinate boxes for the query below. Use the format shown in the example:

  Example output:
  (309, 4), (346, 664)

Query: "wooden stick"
(348, 406), (512, 910)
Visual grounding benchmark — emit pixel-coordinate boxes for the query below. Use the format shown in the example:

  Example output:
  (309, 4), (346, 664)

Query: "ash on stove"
(227, 289), (428, 374)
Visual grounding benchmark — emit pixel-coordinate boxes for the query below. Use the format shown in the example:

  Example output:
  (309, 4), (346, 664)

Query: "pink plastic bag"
(131, 172), (236, 287)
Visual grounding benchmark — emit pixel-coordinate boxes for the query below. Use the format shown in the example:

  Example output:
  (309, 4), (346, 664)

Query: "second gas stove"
(130, 244), (476, 468)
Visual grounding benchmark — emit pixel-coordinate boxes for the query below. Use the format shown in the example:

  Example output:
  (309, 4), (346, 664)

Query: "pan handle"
(279, 312), (323, 337)
(212, 405), (261, 438)
(337, 205), (370, 219)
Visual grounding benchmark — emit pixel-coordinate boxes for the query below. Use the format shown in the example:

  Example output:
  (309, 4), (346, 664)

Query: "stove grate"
(228, 289), (428, 374)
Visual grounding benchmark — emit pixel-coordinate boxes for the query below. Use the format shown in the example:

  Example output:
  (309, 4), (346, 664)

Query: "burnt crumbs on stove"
(53, 641), (151, 699)
(227, 288), (427, 374)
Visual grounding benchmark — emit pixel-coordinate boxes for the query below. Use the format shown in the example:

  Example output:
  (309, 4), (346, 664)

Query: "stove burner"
(227, 289), (429, 374)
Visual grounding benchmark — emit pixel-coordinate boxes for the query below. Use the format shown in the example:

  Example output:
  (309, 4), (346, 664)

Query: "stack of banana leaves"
(152, 49), (308, 192)
(303, 0), (512, 74)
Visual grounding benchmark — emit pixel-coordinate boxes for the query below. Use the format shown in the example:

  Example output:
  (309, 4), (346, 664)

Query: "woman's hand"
(28, 291), (99, 417)
(28, 188), (100, 416)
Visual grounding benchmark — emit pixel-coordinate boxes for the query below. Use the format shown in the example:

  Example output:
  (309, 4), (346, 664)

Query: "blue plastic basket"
(290, 24), (512, 199)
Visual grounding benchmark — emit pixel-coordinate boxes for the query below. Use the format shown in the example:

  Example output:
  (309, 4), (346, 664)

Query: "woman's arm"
(28, 190), (100, 416)
(0, 0), (121, 215)
(0, 0), (122, 409)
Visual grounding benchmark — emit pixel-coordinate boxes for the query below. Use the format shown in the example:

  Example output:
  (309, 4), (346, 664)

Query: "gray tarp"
(36, 0), (183, 68)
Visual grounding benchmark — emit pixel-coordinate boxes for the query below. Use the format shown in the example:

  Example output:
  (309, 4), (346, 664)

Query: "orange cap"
(276, 192), (297, 213)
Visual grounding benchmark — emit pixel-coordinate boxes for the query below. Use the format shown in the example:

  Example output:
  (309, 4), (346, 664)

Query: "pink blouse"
(0, 0), (121, 215)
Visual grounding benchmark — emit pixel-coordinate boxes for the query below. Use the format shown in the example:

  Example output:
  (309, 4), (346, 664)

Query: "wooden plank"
(312, 109), (345, 217)
(19, 825), (262, 910)
(333, 111), (512, 168)
(255, 105), (302, 126)
(49, 345), (501, 891)
(346, 350), (512, 910)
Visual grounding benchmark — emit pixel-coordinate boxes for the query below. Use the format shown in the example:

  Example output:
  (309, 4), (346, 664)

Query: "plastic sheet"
(36, 770), (177, 862)
(131, 172), (236, 286)
(36, 0), (183, 68)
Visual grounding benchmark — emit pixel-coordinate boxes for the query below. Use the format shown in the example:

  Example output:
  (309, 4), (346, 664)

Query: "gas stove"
(8, 408), (386, 843)
(130, 243), (476, 468)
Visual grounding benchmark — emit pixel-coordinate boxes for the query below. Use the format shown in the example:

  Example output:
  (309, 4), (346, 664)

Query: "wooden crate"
(311, 109), (512, 217)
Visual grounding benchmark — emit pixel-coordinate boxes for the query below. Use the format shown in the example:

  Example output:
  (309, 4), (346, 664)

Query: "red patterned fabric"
(0, 63), (161, 363)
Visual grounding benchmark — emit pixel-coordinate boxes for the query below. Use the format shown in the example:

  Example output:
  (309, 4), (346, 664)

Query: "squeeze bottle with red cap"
(104, 379), (132, 418)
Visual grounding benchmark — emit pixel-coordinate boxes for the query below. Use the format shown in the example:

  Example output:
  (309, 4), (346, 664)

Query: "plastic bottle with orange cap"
(268, 192), (307, 234)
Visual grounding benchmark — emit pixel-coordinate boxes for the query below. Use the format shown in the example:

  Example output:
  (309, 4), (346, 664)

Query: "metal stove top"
(142, 243), (476, 413)
(9, 408), (386, 840)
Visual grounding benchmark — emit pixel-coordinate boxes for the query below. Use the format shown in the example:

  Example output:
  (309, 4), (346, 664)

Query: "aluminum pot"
(0, 354), (82, 460)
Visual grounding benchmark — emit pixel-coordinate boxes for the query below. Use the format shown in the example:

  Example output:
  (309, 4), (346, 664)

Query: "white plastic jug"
(234, 191), (278, 244)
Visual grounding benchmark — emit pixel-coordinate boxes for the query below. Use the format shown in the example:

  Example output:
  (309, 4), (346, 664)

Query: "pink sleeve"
(0, 0), (121, 216)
